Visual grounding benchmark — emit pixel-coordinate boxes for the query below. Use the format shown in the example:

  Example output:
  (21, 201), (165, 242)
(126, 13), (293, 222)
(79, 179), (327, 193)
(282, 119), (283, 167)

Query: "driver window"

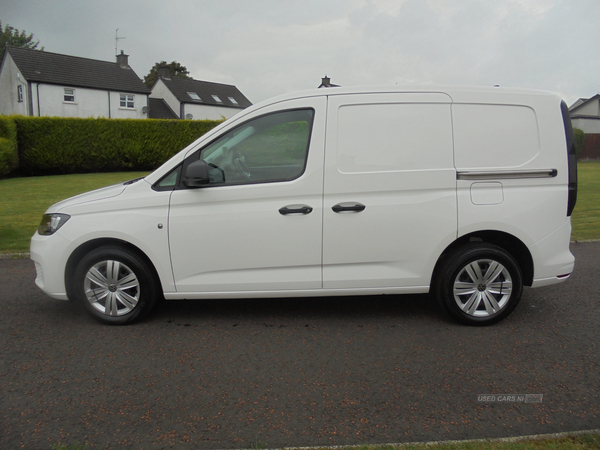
(199, 108), (314, 185)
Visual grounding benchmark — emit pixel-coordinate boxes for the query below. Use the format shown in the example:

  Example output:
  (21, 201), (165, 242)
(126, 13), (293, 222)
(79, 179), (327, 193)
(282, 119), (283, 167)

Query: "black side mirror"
(183, 160), (210, 187)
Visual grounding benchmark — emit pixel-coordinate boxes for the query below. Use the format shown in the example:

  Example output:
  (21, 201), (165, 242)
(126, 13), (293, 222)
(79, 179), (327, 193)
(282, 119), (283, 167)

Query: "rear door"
(322, 93), (457, 290)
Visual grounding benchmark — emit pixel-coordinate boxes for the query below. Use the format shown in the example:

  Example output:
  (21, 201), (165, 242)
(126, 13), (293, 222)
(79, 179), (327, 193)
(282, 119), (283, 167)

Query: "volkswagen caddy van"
(30, 85), (578, 325)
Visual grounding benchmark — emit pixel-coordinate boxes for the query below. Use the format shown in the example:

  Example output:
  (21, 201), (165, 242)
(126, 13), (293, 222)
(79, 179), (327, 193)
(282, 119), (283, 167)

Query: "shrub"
(574, 128), (586, 156)
(14, 117), (221, 176)
(0, 116), (18, 177)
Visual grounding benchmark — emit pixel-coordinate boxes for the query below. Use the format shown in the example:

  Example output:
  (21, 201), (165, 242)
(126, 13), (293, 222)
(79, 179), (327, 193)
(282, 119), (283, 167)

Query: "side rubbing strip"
(456, 169), (558, 181)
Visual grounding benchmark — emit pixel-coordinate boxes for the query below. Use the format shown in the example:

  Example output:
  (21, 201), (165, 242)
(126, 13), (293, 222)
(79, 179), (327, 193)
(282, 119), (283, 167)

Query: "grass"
(570, 161), (600, 241)
(0, 162), (599, 254)
(47, 433), (600, 449)
(0, 172), (149, 254)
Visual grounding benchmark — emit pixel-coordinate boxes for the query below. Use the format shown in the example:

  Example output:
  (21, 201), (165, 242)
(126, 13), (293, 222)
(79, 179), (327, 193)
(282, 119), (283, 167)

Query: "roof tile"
(7, 46), (150, 94)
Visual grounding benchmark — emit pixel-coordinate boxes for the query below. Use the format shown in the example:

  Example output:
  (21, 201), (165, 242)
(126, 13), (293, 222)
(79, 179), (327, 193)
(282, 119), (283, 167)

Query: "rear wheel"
(72, 245), (160, 324)
(433, 243), (523, 325)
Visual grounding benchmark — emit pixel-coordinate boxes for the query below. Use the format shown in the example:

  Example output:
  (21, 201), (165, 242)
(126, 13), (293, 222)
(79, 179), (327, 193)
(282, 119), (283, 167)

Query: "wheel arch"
(433, 230), (534, 287)
(65, 238), (163, 301)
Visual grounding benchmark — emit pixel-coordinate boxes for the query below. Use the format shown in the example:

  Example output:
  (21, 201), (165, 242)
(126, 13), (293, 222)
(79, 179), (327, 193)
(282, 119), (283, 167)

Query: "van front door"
(168, 98), (326, 294)
(322, 93), (457, 290)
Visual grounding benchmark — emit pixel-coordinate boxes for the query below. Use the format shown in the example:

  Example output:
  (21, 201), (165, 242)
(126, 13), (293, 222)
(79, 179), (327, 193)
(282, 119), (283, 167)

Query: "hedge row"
(0, 116), (19, 177)
(2, 116), (222, 177)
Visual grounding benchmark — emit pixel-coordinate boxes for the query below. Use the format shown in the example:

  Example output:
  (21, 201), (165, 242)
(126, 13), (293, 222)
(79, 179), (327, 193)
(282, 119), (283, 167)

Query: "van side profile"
(30, 86), (577, 325)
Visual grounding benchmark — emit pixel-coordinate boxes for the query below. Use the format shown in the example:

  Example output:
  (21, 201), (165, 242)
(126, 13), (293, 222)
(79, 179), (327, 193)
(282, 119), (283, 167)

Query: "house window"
(211, 95), (222, 103)
(120, 94), (135, 108)
(228, 97), (238, 105)
(187, 92), (201, 100)
(17, 85), (23, 102)
(64, 88), (75, 103)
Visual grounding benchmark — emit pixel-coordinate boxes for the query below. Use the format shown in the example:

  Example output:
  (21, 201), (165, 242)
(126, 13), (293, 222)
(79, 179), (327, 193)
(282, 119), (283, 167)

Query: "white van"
(30, 86), (578, 325)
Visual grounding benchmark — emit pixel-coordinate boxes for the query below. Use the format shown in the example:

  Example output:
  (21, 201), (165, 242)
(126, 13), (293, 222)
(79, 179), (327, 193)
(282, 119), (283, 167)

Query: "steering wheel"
(233, 151), (251, 180)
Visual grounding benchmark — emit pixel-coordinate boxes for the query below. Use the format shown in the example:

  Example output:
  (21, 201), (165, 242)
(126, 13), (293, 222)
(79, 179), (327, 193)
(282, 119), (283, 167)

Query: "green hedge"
(0, 116), (19, 177)
(13, 117), (221, 176)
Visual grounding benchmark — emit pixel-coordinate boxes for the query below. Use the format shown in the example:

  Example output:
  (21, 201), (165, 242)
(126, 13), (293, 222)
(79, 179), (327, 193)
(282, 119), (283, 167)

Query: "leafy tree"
(0, 21), (43, 61)
(574, 128), (586, 156)
(144, 61), (191, 88)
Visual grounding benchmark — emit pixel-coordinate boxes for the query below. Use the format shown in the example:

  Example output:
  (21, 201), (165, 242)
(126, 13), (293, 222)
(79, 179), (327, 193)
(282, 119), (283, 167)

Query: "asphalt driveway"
(1, 242), (599, 449)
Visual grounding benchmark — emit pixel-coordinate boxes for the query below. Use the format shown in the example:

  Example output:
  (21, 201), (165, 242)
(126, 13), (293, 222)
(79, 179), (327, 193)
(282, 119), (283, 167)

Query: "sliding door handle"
(279, 205), (313, 215)
(332, 202), (366, 213)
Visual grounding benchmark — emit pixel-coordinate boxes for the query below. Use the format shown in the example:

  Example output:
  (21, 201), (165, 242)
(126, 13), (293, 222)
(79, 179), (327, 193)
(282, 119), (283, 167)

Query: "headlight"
(38, 213), (71, 235)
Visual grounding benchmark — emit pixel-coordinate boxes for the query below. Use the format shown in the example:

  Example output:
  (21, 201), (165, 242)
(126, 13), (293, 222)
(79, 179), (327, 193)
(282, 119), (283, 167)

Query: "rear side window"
(453, 104), (539, 169)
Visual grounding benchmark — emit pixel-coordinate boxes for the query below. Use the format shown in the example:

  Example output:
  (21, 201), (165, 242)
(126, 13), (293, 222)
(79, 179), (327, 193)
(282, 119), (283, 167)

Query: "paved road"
(1, 243), (599, 450)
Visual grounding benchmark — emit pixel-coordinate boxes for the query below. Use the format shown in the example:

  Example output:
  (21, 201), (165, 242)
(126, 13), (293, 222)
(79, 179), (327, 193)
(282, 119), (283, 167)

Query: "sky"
(2, 0), (599, 106)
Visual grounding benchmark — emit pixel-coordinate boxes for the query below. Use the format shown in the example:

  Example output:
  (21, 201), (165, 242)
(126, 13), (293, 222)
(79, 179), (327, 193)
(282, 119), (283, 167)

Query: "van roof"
(257, 84), (558, 107)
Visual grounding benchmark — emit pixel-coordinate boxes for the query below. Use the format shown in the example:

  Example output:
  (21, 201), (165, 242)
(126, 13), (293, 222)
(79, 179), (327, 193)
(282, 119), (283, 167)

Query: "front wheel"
(433, 243), (523, 326)
(72, 245), (160, 325)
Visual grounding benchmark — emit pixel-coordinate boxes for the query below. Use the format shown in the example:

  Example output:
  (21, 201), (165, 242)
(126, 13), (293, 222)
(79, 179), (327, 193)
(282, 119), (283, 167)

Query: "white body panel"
(30, 85), (575, 306)
(322, 93), (457, 289)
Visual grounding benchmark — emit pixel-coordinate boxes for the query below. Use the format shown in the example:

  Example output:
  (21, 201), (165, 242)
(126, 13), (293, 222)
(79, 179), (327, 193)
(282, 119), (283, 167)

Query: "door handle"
(332, 202), (366, 213)
(279, 205), (313, 215)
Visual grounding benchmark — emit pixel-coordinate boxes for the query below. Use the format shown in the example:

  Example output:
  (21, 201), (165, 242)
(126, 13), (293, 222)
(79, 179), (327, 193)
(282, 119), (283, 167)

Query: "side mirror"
(182, 160), (210, 187)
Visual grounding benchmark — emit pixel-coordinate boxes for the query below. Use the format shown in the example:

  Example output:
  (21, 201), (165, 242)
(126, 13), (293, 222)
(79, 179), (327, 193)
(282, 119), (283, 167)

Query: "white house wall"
(109, 91), (148, 119)
(0, 54), (29, 116)
(30, 84), (147, 119)
(182, 103), (241, 120)
(150, 79), (180, 118)
(573, 99), (600, 117)
(572, 117), (600, 134)
(571, 98), (600, 134)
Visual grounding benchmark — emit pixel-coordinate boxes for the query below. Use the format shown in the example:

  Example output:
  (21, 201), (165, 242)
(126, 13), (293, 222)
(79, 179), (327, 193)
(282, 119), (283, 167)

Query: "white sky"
(2, 0), (599, 106)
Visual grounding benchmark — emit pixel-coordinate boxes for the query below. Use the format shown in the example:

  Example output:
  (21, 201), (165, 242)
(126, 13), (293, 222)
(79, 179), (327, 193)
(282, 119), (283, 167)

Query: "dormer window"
(187, 92), (201, 100)
(211, 95), (222, 103)
(228, 97), (238, 105)
(64, 88), (75, 103)
(120, 94), (134, 108)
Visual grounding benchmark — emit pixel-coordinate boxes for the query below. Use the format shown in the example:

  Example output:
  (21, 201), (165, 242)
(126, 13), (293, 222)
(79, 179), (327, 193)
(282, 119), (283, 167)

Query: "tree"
(144, 61), (191, 88)
(574, 128), (586, 156)
(0, 21), (43, 61)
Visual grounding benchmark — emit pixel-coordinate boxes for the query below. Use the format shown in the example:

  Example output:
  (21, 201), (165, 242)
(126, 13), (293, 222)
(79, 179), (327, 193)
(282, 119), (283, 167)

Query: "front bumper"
(30, 231), (72, 300)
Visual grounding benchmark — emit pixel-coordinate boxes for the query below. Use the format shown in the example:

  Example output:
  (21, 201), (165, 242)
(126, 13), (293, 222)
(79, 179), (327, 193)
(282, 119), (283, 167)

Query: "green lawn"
(0, 162), (599, 254)
(0, 172), (149, 254)
(570, 161), (600, 241)
(49, 432), (600, 450)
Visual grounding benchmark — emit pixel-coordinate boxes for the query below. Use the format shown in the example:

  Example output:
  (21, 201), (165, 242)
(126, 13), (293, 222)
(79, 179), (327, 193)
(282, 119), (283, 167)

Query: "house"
(569, 94), (600, 159)
(0, 46), (150, 118)
(570, 94), (600, 133)
(149, 69), (252, 120)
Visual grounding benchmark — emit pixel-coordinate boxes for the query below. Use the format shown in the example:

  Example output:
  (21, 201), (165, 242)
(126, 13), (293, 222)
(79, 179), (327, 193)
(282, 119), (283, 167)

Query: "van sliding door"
(322, 93), (457, 290)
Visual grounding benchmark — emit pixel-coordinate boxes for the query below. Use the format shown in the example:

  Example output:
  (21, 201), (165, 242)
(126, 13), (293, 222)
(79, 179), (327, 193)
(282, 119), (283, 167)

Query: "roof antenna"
(115, 28), (126, 55)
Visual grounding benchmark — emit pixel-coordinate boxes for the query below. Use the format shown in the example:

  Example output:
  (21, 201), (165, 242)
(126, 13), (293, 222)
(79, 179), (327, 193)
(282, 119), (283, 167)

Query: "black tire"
(432, 243), (523, 326)
(72, 245), (160, 325)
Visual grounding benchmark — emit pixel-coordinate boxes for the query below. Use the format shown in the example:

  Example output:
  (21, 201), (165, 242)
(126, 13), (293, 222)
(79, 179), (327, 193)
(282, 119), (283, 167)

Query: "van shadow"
(148, 293), (449, 326)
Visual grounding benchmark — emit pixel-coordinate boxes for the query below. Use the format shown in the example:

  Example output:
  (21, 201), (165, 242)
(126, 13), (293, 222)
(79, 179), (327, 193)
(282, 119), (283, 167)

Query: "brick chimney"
(158, 67), (170, 78)
(116, 50), (129, 69)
